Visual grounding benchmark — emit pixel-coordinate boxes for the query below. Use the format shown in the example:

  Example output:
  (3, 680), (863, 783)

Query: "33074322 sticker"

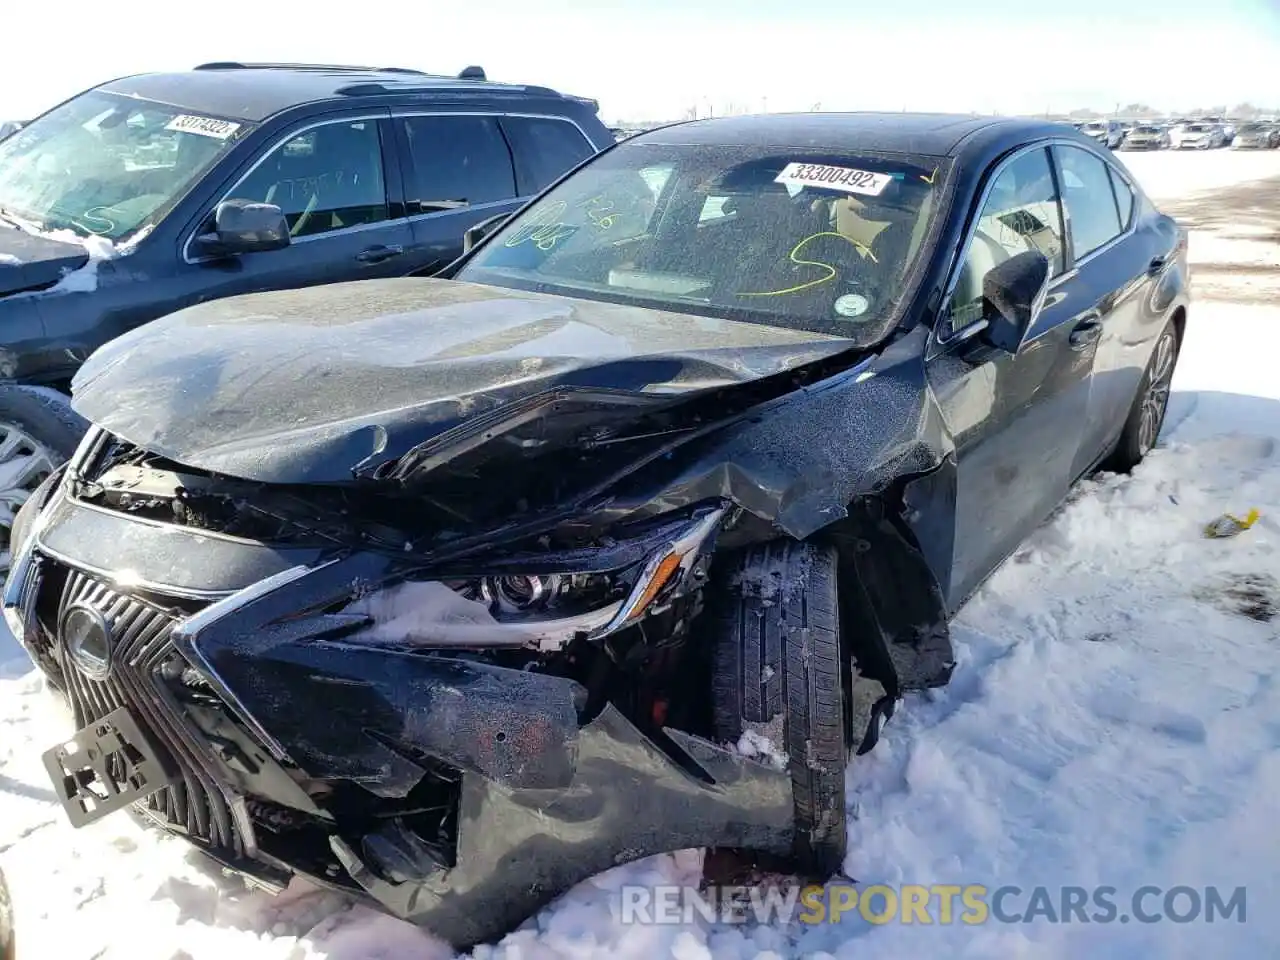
(774, 162), (892, 196)
(164, 114), (242, 140)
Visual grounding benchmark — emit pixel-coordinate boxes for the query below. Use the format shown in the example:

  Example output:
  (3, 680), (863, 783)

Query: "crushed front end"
(3, 428), (795, 947)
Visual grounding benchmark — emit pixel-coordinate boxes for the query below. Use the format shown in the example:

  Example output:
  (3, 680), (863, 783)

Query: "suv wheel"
(0, 385), (87, 573)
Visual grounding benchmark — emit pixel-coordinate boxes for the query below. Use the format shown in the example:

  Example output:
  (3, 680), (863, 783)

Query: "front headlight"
(349, 506), (726, 653)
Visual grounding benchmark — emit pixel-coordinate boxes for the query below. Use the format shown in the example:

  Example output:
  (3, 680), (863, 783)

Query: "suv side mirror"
(979, 250), (1051, 354)
(193, 199), (290, 258)
(463, 212), (512, 253)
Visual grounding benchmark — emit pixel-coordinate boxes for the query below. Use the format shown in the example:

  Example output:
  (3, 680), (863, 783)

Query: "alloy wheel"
(0, 421), (56, 576)
(1137, 330), (1177, 456)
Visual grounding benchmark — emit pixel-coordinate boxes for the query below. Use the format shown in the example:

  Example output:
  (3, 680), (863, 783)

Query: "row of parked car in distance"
(1070, 116), (1280, 150)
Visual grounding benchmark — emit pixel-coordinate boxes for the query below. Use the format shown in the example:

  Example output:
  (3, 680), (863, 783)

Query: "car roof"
(627, 112), (1068, 158)
(96, 63), (577, 123)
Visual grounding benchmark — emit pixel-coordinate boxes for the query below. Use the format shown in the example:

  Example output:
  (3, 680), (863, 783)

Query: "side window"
(500, 116), (595, 195)
(946, 147), (1065, 335)
(1056, 144), (1123, 259)
(227, 120), (388, 239)
(1109, 167), (1134, 229)
(399, 115), (516, 209)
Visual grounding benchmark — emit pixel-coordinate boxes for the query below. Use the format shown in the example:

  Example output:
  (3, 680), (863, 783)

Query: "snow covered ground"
(3, 149), (1280, 959)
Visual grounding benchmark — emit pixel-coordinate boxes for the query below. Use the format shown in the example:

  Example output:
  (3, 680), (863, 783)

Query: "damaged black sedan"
(4, 113), (1188, 947)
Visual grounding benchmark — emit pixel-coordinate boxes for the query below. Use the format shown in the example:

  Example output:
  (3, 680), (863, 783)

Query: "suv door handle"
(1069, 316), (1103, 349)
(356, 244), (404, 264)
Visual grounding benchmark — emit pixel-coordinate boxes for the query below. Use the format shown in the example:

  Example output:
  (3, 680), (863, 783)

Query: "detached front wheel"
(709, 540), (851, 877)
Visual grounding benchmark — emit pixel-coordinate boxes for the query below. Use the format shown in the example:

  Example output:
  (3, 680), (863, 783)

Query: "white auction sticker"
(165, 114), (242, 140)
(774, 162), (892, 196)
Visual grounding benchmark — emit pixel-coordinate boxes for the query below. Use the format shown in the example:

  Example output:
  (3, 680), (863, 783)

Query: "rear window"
(500, 116), (596, 195)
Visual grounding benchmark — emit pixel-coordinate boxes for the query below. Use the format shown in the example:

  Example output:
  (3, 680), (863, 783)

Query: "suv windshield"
(457, 142), (946, 344)
(0, 91), (249, 241)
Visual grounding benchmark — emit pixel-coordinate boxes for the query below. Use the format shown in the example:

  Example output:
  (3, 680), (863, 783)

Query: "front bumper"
(5, 482), (794, 947)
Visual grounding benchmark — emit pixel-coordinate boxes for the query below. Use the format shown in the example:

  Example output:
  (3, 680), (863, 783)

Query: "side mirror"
(463, 212), (512, 253)
(193, 199), (290, 258)
(980, 250), (1051, 354)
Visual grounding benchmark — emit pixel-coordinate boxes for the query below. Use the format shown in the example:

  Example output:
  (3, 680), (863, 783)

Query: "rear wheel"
(708, 540), (851, 877)
(1106, 320), (1181, 472)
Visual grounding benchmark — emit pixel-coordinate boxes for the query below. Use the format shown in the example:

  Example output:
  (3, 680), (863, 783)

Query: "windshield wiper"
(0, 206), (46, 235)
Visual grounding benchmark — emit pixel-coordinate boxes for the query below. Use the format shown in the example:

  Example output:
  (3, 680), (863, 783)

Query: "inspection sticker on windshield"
(774, 163), (892, 196)
(164, 114), (242, 140)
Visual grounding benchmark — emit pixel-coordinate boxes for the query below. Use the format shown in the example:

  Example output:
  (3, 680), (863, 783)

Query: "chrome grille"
(55, 567), (245, 855)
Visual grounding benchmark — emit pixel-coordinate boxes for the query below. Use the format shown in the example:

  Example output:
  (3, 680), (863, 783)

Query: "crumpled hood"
(0, 226), (90, 296)
(72, 277), (858, 484)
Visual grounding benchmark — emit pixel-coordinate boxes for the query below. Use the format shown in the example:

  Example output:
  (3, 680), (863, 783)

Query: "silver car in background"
(1231, 122), (1280, 149)
(1121, 124), (1170, 150)
(1170, 122), (1226, 149)
(1079, 119), (1125, 149)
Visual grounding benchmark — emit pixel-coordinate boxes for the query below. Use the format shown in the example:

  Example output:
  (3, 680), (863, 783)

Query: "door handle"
(356, 244), (405, 264)
(1069, 317), (1103, 350)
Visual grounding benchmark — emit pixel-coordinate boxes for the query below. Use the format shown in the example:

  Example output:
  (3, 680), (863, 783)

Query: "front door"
(177, 111), (415, 306)
(926, 144), (1100, 608)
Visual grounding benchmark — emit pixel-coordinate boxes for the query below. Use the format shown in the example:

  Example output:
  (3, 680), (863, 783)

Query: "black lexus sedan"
(4, 113), (1188, 948)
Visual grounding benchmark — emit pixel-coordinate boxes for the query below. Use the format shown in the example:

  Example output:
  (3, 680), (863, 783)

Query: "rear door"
(926, 144), (1100, 608)
(1051, 143), (1165, 475)
(178, 110), (416, 299)
(392, 113), (525, 276)
(498, 114), (598, 196)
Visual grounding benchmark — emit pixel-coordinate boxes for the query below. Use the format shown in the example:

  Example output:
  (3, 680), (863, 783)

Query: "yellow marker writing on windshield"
(737, 232), (877, 298)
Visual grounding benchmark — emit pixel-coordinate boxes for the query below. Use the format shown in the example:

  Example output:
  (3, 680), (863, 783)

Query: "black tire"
(709, 540), (848, 877)
(1105, 319), (1181, 472)
(0, 385), (87, 564)
(0, 385), (87, 461)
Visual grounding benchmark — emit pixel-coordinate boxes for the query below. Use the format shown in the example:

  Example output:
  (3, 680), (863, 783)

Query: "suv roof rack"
(193, 62), (428, 75)
(334, 80), (559, 98)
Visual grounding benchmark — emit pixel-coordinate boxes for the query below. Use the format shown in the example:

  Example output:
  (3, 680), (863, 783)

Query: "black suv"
(0, 63), (612, 554)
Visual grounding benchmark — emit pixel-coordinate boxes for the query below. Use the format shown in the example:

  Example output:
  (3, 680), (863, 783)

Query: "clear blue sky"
(2, 0), (1277, 122)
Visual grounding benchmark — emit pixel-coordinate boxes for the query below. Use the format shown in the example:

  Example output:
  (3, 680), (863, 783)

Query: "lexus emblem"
(61, 602), (115, 681)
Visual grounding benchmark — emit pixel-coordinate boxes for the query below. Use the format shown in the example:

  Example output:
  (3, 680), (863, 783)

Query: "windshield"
(1083, 123), (1107, 131)
(1185, 124), (1210, 132)
(1132, 127), (1160, 134)
(0, 91), (248, 241)
(457, 142), (947, 344)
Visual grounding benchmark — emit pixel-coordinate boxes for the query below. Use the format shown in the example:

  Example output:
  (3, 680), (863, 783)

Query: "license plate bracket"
(42, 706), (178, 828)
